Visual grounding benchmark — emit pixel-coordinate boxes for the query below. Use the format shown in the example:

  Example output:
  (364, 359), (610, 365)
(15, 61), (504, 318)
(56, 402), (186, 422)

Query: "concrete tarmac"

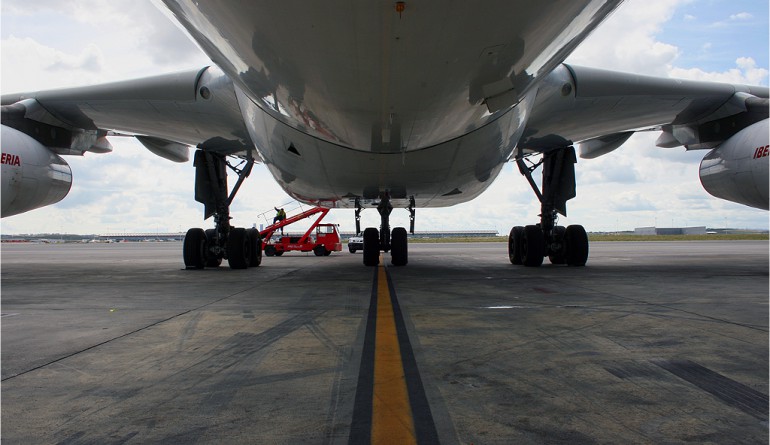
(1, 240), (768, 444)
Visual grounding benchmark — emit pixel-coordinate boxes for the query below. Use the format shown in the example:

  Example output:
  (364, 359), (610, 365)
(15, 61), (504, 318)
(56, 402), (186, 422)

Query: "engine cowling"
(699, 119), (769, 210)
(1, 125), (73, 217)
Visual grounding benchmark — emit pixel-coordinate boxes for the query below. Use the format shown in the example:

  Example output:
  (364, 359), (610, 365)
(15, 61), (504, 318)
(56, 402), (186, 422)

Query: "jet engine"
(700, 119), (770, 210)
(699, 119), (769, 210)
(1, 125), (73, 217)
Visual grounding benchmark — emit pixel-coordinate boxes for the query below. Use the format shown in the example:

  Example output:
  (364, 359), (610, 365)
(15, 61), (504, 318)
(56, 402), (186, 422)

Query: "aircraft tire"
(521, 225), (545, 267)
(247, 228), (262, 267)
(548, 226), (567, 265)
(204, 229), (222, 268)
(391, 227), (408, 266)
(183, 228), (206, 269)
(363, 227), (380, 266)
(227, 227), (250, 269)
(564, 224), (589, 266)
(508, 226), (524, 264)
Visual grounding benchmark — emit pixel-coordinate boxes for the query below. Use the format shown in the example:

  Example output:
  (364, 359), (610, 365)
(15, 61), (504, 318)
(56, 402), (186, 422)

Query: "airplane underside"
(168, 0), (617, 270)
(183, 91), (589, 269)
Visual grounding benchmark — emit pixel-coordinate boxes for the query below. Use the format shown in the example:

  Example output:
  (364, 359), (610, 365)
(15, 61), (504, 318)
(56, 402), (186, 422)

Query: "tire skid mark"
(58, 311), (325, 433)
(56, 283), (329, 435)
(654, 359), (769, 420)
(176, 312), (204, 352)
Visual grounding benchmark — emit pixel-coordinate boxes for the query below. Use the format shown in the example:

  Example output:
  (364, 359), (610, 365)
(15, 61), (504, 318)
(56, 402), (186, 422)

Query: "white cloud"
(567, 0), (688, 75)
(729, 12), (753, 21)
(1, 1), (208, 91)
(609, 192), (658, 212)
(668, 57), (769, 85)
(1, 37), (108, 90)
(48, 43), (104, 72)
(578, 156), (641, 184)
(0, 0), (60, 15)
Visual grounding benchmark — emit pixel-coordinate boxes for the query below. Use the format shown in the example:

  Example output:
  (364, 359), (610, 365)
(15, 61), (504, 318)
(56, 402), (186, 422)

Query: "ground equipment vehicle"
(260, 207), (342, 257)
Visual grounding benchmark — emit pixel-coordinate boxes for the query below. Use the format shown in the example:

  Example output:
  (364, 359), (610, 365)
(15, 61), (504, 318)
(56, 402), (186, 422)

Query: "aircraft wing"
(0, 66), (256, 162)
(519, 64), (770, 158)
(5, 62), (766, 163)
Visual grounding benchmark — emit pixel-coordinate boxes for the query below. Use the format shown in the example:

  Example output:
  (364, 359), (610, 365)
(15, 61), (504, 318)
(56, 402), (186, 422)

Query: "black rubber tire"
(323, 249), (331, 256)
(390, 227), (408, 266)
(508, 226), (524, 265)
(227, 227), (249, 269)
(314, 245), (327, 256)
(363, 227), (380, 266)
(183, 228), (206, 269)
(274, 250), (284, 257)
(521, 225), (545, 267)
(203, 229), (223, 268)
(548, 226), (567, 265)
(564, 224), (589, 266)
(247, 228), (262, 267)
(264, 245), (276, 257)
(348, 246), (356, 253)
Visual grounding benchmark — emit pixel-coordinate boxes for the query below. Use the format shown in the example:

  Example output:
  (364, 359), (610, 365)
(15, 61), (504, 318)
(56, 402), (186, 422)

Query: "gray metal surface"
(2, 241), (767, 443)
(1, 67), (256, 156)
(520, 64), (769, 152)
(161, 0), (623, 151)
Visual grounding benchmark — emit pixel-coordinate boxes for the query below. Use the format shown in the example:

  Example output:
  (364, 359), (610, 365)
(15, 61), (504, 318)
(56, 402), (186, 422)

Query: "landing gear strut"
(183, 149), (262, 270)
(354, 197), (362, 235)
(509, 147), (588, 267)
(360, 194), (412, 267)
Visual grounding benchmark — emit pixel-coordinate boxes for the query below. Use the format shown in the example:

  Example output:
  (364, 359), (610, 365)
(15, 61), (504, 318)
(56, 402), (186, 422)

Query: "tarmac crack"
(1, 274), (291, 382)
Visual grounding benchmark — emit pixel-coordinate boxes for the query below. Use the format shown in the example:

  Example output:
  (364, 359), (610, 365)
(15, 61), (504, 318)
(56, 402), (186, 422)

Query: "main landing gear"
(359, 195), (414, 267)
(183, 149), (262, 270)
(509, 147), (589, 267)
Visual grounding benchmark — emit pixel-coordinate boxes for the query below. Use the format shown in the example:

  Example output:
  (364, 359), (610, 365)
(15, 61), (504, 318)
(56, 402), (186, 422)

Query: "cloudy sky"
(1, 0), (768, 235)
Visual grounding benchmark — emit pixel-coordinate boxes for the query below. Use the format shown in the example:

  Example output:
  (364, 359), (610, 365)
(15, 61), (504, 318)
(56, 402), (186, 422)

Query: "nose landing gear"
(360, 194), (413, 266)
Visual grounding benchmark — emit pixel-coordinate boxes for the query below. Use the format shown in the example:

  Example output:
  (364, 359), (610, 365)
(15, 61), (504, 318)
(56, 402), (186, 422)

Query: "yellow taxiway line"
(371, 260), (416, 444)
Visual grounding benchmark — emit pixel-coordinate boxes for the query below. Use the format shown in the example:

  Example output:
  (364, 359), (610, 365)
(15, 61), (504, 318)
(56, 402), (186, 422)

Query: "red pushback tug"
(260, 207), (342, 257)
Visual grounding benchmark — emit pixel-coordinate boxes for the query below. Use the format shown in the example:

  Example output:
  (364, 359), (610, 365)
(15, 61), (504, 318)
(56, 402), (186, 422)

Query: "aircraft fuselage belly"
(160, 0), (623, 207)
(162, 0), (621, 151)
(236, 88), (534, 208)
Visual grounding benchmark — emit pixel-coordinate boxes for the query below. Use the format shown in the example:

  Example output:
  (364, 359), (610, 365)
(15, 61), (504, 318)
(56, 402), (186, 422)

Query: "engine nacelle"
(699, 119), (769, 210)
(1, 125), (73, 217)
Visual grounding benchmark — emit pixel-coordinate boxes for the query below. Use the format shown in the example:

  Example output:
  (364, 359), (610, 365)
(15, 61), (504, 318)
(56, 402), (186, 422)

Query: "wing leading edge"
(520, 64), (769, 157)
(1, 66), (257, 161)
